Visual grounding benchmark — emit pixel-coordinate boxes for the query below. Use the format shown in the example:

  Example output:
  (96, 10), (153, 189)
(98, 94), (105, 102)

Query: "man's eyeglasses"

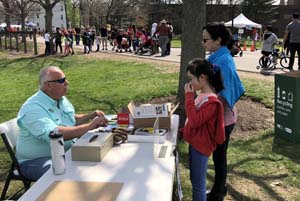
(202, 39), (212, 43)
(47, 77), (66, 84)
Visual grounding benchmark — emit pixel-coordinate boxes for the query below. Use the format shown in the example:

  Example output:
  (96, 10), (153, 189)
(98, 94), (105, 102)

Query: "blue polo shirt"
(16, 89), (75, 163)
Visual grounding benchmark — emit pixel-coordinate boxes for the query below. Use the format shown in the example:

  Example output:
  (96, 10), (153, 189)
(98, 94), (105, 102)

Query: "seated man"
(16, 66), (108, 180)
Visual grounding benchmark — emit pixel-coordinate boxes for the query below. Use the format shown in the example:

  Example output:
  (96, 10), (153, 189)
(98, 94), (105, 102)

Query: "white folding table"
(18, 114), (179, 201)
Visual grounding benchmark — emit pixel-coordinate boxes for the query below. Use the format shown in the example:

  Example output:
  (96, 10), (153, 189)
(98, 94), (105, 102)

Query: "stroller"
(230, 40), (243, 57)
(135, 36), (157, 56)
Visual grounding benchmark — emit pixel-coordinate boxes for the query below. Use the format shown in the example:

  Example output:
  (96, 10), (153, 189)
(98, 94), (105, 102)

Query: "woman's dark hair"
(202, 22), (232, 47)
(186, 58), (224, 93)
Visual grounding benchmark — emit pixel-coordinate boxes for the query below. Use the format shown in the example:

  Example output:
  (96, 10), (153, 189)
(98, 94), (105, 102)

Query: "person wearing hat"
(284, 12), (300, 71)
(154, 19), (171, 56)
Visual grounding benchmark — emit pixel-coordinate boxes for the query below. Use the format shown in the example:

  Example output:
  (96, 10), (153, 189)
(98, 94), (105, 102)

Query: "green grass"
(0, 52), (299, 200)
(171, 39), (181, 48)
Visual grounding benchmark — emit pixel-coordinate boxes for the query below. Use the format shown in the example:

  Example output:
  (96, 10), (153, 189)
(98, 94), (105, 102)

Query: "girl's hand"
(184, 83), (194, 93)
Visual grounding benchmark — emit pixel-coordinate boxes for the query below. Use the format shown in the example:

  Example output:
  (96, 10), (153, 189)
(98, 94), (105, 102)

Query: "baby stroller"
(135, 36), (156, 56)
(230, 40), (243, 57)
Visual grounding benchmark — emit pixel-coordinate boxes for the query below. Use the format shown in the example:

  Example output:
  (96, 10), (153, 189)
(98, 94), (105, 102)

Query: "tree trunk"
(45, 8), (54, 54)
(177, 0), (206, 128)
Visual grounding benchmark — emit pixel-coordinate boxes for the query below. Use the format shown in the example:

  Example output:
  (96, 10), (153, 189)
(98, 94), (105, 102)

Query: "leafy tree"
(241, 0), (278, 27)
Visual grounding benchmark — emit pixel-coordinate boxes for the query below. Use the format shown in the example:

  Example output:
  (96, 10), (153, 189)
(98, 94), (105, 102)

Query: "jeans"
(210, 124), (235, 199)
(20, 157), (51, 181)
(158, 36), (169, 56)
(189, 145), (208, 201)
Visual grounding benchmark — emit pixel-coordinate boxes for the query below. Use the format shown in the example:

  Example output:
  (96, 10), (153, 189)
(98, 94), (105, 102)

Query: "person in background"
(154, 19), (170, 57)
(100, 25), (108, 50)
(44, 30), (50, 55)
(16, 66), (108, 181)
(182, 58), (225, 201)
(166, 21), (173, 55)
(202, 22), (245, 201)
(284, 12), (300, 71)
(284, 32), (290, 55)
(54, 27), (62, 54)
(68, 29), (75, 55)
(261, 25), (278, 67)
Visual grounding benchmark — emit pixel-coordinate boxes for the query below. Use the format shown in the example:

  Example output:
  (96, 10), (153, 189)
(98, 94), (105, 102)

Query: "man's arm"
(58, 115), (106, 140)
(75, 110), (108, 125)
(283, 30), (289, 42)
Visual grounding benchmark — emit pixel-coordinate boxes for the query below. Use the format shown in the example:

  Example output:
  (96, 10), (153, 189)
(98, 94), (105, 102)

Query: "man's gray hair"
(39, 66), (60, 88)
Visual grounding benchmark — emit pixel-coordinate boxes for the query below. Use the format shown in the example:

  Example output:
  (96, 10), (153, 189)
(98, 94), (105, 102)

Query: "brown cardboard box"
(71, 132), (113, 162)
(127, 102), (178, 129)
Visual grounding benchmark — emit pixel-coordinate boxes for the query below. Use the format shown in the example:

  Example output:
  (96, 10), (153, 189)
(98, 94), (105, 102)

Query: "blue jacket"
(208, 46), (245, 108)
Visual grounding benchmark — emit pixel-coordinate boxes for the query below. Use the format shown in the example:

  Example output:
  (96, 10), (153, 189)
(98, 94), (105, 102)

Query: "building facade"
(26, 2), (67, 32)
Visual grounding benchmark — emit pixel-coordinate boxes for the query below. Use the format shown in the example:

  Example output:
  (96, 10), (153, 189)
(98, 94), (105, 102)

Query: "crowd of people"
(44, 19), (174, 57)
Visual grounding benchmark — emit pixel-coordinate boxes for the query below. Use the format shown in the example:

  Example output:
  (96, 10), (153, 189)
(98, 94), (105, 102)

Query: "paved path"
(37, 36), (295, 75)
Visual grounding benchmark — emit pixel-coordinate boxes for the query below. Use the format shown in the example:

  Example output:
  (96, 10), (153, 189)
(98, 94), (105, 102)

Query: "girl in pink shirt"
(182, 58), (225, 201)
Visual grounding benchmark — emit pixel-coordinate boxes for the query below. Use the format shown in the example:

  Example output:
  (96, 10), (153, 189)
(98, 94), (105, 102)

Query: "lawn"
(0, 52), (299, 200)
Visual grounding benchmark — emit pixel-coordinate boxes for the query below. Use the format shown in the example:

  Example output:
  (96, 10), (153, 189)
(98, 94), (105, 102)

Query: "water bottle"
(49, 127), (65, 175)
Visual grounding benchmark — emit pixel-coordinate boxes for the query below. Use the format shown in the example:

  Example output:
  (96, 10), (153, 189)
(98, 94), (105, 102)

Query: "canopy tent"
(26, 21), (36, 27)
(225, 13), (262, 29)
(0, 23), (6, 28)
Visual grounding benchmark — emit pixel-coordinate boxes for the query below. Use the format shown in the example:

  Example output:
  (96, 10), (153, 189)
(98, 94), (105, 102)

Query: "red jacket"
(182, 92), (225, 157)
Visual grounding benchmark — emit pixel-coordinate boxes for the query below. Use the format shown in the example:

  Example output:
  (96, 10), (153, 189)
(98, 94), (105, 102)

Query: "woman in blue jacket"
(202, 22), (245, 201)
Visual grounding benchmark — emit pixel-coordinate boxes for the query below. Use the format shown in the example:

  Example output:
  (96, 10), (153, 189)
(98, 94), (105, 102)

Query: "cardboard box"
(71, 132), (113, 162)
(127, 102), (178, 129)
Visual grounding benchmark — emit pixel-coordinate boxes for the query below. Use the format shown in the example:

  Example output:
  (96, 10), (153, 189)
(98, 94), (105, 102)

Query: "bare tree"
(13, 0), (38, 31)
(0, 0), (14, 28)
(31, 0), (61, 53)
(177, 0), (206, 127)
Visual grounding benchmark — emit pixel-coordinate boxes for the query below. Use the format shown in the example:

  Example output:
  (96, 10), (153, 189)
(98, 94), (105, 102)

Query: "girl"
(182, 58), (225, 201)
(202, 23), (245, 201)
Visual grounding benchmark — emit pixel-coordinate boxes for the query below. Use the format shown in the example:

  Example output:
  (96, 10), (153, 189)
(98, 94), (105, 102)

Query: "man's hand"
(90, 110), (109, 124)
(89, 115), (108, 130)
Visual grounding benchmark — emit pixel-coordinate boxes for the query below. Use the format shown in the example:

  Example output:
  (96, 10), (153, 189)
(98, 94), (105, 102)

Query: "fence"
(0, 31), (38, 55)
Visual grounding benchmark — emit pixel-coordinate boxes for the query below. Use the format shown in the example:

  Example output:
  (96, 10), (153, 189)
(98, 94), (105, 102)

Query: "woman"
(202, 22), (245, 201)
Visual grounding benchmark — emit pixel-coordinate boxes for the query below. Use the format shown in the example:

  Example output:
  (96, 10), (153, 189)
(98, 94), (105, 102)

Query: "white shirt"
(44, 33), (50, 42)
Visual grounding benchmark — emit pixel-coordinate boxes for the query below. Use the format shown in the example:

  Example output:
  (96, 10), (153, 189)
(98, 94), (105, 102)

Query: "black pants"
(45, 42), (50, 55)
(289, 43), (300, 69)
(55, 41), (62, 53)
(210, 124), (235, 199)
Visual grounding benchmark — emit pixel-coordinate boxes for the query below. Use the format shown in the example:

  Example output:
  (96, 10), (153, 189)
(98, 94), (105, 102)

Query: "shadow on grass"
(178, 130), (297, 201)
(272, 135), (300, 163)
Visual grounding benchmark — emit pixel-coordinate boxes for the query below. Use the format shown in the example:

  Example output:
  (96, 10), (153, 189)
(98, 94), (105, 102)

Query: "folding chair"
(0, 118), (35, 200)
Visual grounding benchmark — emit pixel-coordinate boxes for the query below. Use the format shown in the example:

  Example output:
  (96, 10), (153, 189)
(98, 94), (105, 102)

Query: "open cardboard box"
(127, 101), (178, 129)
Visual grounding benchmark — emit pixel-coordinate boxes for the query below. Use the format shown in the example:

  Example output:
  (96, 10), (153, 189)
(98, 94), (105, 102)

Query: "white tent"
(26, 22), (37, 27)
(0, 23), (6, 28)
(225, 13), (262, 29)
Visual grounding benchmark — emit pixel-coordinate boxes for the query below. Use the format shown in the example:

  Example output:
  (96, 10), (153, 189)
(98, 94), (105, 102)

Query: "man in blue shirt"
(16, 66), (108, 180)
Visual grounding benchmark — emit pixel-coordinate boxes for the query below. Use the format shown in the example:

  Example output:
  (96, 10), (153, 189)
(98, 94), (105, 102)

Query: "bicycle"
(257, 46), (290, 70)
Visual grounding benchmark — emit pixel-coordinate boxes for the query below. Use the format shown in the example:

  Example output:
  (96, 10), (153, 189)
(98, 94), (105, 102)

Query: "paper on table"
(36, 180), (123, 201)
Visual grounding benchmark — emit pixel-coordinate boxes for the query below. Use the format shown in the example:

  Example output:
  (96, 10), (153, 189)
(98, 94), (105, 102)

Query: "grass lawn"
(0, 52), (299, 200)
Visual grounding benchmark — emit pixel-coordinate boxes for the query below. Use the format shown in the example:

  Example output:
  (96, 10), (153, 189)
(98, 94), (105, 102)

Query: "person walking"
(202, 22), (245, 201)
(154, 19), (170, 57)
(284, 12), (300, 71)
(182, 58), (225, 201)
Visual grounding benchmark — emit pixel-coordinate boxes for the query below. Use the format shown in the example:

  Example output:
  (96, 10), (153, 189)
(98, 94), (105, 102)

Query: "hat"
(160, 19), (167, 24)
